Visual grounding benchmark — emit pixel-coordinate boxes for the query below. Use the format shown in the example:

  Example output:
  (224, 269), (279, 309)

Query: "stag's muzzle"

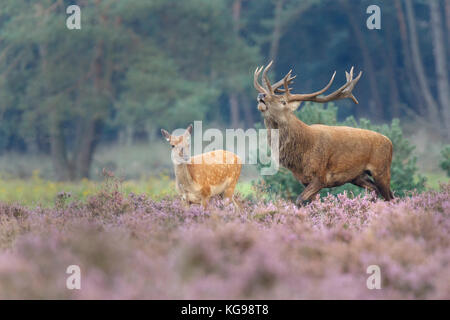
(257, 93), (267, 112)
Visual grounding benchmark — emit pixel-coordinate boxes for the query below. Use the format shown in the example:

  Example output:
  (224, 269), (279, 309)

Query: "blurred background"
(0, 0), (448, 204)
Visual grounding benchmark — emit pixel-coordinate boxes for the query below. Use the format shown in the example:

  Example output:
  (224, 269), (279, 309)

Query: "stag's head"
(161, 124), (192, 163)
(254, 61), (362, 122)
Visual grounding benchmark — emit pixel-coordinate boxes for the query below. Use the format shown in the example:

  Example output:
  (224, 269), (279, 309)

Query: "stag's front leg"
(296, 179), (323, 206)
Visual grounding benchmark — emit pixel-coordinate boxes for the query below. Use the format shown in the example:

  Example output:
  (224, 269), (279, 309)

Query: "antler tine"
(323, 68), (361, 101)
(341, 67), (362, 104)
(287, 71), (336, 100)
(254, 62), (297, 95)
(345, 66), (354, 82)
(283, 72), (293, 97)
(286, 67), (362, 105)
(274, 70), (296, 93)
(254, 66), (267, 94)
(312, 71), (336, 96)
(262, 61), (274, 95)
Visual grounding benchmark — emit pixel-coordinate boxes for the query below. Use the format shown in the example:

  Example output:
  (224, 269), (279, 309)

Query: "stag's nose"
(257, 93), (266, 101)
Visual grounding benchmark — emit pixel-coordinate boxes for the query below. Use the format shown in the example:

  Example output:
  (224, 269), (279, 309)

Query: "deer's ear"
(161, 129), (171, 141)
(288, 101), (302, 112)
(186, 124), (193, 135)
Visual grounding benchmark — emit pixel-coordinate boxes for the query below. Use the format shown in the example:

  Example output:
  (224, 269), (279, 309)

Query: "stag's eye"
(281, 101), (286, 105)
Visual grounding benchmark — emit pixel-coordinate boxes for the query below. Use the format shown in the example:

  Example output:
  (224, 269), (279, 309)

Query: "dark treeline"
(0, 0), (449, 180)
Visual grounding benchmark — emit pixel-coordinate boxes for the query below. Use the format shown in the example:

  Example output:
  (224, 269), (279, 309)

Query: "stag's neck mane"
(264, 112), (314, 168)
(264, 112), (312, 141)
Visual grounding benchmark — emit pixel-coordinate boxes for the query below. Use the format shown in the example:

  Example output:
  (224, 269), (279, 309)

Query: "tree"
(404, 0), (443, 133)
(340, 0), (384, 120)
(0, 0), (448, 181)
(0, 0), (259, 179)
(429, 0), (450, 138)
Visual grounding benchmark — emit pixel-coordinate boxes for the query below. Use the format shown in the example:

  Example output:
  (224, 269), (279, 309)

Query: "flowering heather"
(0, 184), (449, 299)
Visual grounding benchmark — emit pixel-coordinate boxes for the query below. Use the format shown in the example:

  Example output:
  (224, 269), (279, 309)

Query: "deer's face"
(161, 125), (192, 164)
(257, 92), (300, 120)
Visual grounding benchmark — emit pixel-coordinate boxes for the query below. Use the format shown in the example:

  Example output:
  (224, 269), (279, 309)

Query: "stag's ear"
(288, 101), (302, 112)
(185, 124), (193, 135)
(161, 129), (171, 141)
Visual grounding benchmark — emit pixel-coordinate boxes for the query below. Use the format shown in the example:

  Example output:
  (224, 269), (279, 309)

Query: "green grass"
(0, 169), (445, 208)
(0, 169), (257, 207)
(0, 172), (177, 207)
(423, 172), (450, 190)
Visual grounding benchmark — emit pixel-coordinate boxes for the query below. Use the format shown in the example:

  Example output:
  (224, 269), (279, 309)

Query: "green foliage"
(0, 0), (260, 178)
(0, 0), (445, 179)
(440, 145), (450, 177)
(256, 103), (426, 200)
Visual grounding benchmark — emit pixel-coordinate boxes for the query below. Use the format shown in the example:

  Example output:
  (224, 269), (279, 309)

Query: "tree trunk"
(73, 33), (105, 179)
(74, 119), (100, 179)
(269, 0), (284, 67)
(232, 0), (242, 33)
(229, 93), (240, 128)
(404, 0), (442, 130)
(241, 94), (255, 128)
(385, 32), (401, 118)
(394, 0), (424, 114)
(229, 0), (242, 128)
(50, 118), (71, 181)
(342, 0), (384, 120)
(39, 42), (71, 180)
(445, 0), (450, 46)
(429, 0), (450, 136)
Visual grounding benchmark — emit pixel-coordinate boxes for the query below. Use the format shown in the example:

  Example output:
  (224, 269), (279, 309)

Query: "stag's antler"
(273, 69), (296, 94)
(284, 67), (362, 104)
(254, 66), (267, 94)
(254, 61), (296, 95)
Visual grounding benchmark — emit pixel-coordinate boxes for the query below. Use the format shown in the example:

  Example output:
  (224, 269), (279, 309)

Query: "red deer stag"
(254, 61), (393, 205)
(161, 124), (242, 208)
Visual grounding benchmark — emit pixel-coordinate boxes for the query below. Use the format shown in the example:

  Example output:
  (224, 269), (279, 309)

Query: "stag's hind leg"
(351, 174), (382, 197)
(372, 172), (393, 201)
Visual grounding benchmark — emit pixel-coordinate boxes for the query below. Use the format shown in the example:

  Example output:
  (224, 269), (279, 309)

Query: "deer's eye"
(281, 101), (286, 105)
(171, 145), (175, 148)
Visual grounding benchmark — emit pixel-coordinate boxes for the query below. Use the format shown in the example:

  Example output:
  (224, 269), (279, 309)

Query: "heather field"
(2, 0), (450, 304)
(0, 179), (448, 299)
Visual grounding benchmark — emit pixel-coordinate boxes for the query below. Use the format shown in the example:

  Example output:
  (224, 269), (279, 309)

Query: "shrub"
(0, 184), (449, 299)
(440, 145), (450, 177)
(255, 103), (426, 200)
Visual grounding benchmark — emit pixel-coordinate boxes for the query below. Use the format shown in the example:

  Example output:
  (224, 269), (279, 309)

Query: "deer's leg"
(296, 179), (323, 206)
(201, 197), (210, 209)
(351, 175), (381, 197)
(183, 199), (191, 208)
(223, 185), (235, 200)
(223, 187), (234, 205)
(373, 173), (393, 201)
(200, 186), (211, 209)
(223, 185), (240, 209)
(179, 194), (190, 208)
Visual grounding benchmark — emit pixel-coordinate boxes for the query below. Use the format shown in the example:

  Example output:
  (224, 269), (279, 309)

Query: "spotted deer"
(161, 124), (242, 208)
(254, 61), (394, 205)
